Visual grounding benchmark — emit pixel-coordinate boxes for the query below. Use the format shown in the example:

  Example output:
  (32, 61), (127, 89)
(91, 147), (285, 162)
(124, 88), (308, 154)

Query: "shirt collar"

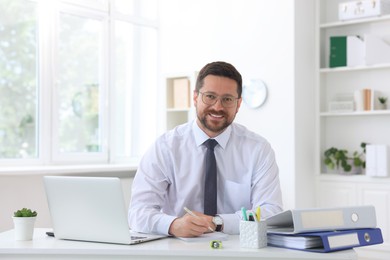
(192, 120), (231, 149)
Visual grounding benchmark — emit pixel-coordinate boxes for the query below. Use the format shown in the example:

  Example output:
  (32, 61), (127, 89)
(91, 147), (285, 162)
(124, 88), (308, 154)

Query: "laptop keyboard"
(131, 236), (147, 240)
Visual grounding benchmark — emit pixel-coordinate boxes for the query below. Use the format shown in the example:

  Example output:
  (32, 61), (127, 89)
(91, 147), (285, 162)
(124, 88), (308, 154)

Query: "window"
(0, 0), (158, 166)
(0, 0), (38, 159)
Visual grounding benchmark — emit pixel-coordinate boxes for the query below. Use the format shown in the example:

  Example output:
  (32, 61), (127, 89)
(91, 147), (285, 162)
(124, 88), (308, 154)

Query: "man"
(129, 61), (282, 237)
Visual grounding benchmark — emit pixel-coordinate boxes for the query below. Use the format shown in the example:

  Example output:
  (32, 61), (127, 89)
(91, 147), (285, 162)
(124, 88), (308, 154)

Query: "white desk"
(0, 228), (357, 260)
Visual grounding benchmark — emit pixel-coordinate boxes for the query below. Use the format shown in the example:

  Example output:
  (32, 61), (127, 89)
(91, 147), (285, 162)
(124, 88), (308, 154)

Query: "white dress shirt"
(128, 120), (283, 235)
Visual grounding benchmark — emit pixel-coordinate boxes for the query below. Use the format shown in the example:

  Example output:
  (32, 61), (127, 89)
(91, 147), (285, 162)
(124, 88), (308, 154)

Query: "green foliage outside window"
(0, 0), (37, 158)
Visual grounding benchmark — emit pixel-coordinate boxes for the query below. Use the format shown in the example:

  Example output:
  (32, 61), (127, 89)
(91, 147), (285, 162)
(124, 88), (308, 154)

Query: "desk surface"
(0, 228), (357, 260)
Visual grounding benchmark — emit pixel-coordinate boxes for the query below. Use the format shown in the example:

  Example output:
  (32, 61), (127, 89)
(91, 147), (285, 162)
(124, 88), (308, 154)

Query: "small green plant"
(324, 142), (367, 172)
(13, 208), (37, 217)
(378, 96), (387, 104)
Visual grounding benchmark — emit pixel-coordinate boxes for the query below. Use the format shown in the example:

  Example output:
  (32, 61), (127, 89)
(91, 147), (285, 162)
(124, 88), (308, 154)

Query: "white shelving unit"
(165, 72), (197, 130)
(315, 0), (390, 248)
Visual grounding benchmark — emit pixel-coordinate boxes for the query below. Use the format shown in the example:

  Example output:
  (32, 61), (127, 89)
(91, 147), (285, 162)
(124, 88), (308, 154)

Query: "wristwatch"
(212, 215), (223, 232)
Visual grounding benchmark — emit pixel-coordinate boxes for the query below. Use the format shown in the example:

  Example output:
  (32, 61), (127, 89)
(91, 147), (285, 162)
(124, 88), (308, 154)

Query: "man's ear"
(236, 97), (243, 113)
(193, 90), (199, 107)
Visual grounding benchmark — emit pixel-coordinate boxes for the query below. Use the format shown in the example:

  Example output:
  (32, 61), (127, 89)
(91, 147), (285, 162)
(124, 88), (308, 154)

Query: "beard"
(196, 109), (234, 134)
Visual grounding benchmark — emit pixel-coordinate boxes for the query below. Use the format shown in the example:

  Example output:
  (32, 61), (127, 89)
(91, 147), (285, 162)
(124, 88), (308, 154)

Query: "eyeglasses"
(198, 91), (239, 108)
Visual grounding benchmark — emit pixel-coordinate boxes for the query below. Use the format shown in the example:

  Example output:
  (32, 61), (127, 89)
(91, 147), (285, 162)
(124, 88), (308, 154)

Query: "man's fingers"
(169, 215), (210, 237)
(185, 211), (213, 231)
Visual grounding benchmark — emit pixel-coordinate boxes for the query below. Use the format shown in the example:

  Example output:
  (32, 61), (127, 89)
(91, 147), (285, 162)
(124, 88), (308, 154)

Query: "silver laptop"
(43, 176), (167, 245)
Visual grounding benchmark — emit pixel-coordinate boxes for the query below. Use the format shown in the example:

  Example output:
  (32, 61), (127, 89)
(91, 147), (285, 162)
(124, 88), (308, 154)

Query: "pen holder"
(239, 220), (267, 249)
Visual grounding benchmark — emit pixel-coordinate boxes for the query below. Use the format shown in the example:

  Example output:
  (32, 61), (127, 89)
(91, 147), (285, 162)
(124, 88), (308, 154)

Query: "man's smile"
(209, 113), (224, 119)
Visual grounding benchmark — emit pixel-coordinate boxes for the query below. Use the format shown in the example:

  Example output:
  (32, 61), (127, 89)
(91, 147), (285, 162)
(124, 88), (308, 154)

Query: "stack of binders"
(266, 205), (383, 253)
(329, 35), (390, 68)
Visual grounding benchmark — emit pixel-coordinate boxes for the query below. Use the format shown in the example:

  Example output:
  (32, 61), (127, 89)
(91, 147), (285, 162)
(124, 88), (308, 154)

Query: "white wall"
(159, 0), (315, 210)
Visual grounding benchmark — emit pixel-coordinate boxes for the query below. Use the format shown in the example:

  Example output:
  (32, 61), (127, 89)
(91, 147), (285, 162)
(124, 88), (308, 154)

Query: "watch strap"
(215, 223), (222, 232)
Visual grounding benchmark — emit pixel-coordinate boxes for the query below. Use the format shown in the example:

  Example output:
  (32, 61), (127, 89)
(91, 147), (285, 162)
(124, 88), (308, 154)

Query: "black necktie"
(204, 139), (218, 216)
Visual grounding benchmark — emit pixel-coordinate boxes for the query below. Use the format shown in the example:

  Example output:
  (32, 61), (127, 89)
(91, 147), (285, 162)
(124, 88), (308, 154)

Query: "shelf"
(320, 110), (390, 117)
(320, 63), (390, 73)
(320, 14), (390, 28)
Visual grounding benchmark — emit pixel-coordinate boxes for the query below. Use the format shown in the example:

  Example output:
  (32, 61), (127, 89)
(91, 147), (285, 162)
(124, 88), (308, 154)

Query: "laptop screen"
(44, 176), (166, 244)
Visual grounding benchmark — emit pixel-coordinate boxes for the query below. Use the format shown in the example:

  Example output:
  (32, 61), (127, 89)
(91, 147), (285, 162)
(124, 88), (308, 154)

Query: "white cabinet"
(165, 73), (197, 130)
(316, 176), (390, 245)
(315, 0), (390, 250)
(316, 179), (358, 206)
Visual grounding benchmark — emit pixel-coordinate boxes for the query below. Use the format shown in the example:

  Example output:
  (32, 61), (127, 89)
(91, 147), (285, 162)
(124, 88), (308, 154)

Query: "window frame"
(51, 3), (110, 163)
(0, 0), (159, 170)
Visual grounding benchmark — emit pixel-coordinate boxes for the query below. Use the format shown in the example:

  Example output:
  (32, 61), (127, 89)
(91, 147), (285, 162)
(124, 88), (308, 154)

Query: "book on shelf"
(354, 89), (364, 111)
(330, 36), (347, 68)
(172, 78), (190, 109)
(364, 88), (372, 111)
(347, 35), (365, 67)
(329, 35), (364, 67)
(328, 93), (354, 113)
(365, 34), (390, 65)
(366, 144), (390, 177)
(354, 88), (377, 111)
(329, 34), (390, 68)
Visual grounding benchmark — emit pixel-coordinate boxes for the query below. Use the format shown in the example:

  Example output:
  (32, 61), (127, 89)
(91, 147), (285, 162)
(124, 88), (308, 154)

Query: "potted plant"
(378, 96), (387, 110)
(12, 208), (38, 241)
(324, 142), (367, 175)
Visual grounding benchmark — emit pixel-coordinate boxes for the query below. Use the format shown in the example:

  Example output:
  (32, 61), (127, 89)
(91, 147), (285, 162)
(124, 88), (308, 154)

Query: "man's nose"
(212, 98), (225, 110)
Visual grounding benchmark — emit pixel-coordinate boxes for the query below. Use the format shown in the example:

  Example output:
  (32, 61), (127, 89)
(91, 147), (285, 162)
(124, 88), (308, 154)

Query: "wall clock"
(242, 79), (268, 109)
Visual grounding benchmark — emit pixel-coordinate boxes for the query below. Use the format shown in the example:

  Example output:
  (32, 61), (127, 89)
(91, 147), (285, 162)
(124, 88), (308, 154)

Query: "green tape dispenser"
(210, 240), (222, 249)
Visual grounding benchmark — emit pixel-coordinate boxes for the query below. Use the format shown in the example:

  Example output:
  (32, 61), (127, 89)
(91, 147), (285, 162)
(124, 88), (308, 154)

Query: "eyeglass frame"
(197, 91), (240, 108)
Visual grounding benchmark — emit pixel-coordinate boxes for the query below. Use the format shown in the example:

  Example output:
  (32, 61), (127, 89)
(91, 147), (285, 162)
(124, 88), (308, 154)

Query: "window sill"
(0, 164), (137, 177)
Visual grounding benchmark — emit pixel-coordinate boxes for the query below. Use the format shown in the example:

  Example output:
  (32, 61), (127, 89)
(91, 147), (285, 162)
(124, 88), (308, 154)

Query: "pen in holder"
(239, 220), (267, 249)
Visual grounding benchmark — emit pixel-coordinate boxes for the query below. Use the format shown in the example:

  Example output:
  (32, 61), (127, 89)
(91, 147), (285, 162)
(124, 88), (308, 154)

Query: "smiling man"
(128, 61), (283, 237)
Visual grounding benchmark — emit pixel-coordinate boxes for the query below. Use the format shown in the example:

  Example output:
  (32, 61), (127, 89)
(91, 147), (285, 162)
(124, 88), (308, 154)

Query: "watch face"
(213, 216), (223, 225)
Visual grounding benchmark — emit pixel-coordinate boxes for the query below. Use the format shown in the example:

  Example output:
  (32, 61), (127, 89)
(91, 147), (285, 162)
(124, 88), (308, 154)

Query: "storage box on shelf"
(338, 0), (390, 21)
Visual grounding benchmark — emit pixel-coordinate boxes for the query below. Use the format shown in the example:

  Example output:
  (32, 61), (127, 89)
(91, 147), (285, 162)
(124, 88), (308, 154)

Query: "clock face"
(242, 79), (268, 109)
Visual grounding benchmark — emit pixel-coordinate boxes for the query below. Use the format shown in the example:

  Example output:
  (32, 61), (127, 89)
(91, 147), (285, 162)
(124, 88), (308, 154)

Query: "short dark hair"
(195, 61), (242, 98)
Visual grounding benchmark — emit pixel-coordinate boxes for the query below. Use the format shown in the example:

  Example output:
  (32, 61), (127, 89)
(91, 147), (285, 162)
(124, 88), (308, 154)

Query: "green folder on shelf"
(329, 36), (347, 68)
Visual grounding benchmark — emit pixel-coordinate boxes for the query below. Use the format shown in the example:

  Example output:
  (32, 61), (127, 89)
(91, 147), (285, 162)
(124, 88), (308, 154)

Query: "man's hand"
(169, 211), (214, 237)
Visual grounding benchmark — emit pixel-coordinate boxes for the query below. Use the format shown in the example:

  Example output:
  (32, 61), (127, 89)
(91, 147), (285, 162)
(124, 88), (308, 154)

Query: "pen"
(241, 207), (248, 221)
(184, 207), (214, 232)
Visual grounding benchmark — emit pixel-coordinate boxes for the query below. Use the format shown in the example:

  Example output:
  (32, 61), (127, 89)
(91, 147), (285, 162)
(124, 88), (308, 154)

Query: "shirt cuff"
(156, 214), (178, 235)
(218, 213), (240, 235)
